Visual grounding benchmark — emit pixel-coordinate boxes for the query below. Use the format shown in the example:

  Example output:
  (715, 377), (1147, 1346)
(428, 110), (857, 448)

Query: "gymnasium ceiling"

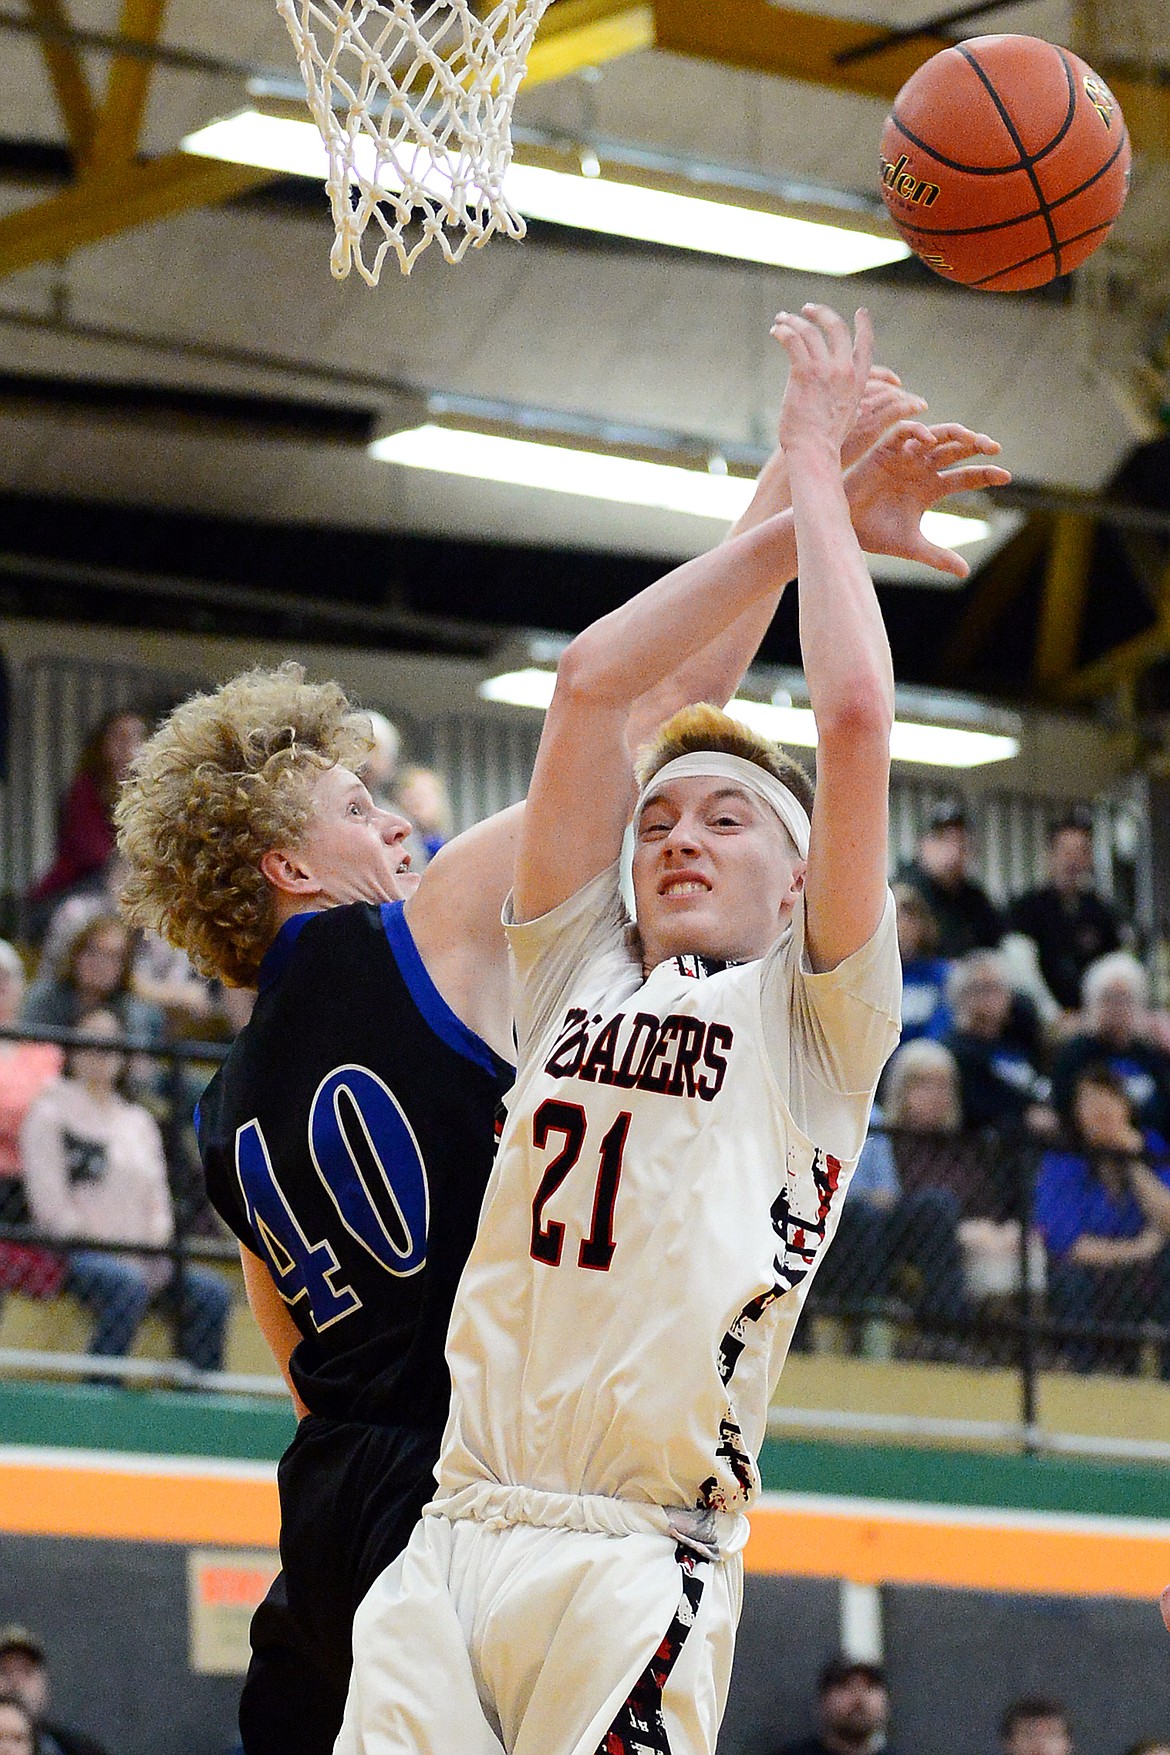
(0, 0), (1168, 707)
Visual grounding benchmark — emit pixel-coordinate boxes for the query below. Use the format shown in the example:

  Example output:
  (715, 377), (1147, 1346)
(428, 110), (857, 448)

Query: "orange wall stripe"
(746, 1498), (1170, 1599)
(5, 1451), (1170, 1602)
(1, 1452), (280, 1547)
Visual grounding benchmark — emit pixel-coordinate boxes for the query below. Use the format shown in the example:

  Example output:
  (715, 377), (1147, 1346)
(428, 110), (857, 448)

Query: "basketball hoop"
(276, 0), (554, 282)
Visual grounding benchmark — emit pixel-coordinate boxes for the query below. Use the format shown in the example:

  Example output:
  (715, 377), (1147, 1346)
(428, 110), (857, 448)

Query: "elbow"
(552, 629), (617, 707)
(815, 682), (894, 747)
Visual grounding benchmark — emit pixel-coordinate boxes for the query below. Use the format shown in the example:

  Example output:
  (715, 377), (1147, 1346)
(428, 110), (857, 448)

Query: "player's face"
(631, 776), (804, 971)
(298, 766), (419, 904)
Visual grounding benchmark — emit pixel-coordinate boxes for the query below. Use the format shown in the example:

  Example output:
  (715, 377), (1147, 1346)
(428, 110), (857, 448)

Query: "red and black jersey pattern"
(701, 1146), (843, 1514)
(596, 1552), (705, 1755)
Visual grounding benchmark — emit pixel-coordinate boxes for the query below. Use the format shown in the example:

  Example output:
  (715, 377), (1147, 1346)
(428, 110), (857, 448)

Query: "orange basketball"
(879, 35), (1130, 291)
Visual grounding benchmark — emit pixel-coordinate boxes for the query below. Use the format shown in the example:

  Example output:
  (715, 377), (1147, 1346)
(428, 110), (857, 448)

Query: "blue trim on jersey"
(380, 901), (507, 1079)
(257, 911), (321, 994)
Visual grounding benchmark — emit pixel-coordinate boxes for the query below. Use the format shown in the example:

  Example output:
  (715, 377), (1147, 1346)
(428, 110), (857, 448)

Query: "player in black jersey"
(113, 380), (1003, 1755)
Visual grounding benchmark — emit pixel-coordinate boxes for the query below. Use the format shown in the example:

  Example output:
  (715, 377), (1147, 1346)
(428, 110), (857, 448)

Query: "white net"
(276, 0), (555, 281)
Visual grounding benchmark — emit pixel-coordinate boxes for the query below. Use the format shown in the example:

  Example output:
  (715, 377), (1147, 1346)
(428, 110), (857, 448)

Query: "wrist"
(782, 436), (843, 475)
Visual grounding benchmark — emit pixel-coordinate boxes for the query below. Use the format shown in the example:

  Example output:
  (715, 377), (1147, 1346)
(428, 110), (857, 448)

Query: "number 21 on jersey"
(236, 1064), (430, 1331)
(529, 1099), (630, 1272)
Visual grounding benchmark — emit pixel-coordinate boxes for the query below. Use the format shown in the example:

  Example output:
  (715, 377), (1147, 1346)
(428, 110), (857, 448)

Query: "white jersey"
(432, 862), (901, 1543)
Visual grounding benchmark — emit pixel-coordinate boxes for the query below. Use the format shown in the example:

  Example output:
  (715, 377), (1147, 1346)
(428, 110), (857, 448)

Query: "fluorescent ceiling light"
(503, 162), (908, 275)
(370, 424), (990, 548)
(728, 698), (1017, 767)
(478, 673), (1018, 769)
(182, 110), (910, 275)
(370, 424), (754, 519)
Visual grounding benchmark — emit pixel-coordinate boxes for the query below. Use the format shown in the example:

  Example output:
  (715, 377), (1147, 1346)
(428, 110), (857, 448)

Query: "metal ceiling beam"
(1034, 512), (1094, 692)
(526, 0), (653, 86)
(934, 514), (1049, 682)
(650, 0), (1170, 156)
(0, 152), (272, 277)
(83, 0), (167, 173)
(24, 0), (98, 159)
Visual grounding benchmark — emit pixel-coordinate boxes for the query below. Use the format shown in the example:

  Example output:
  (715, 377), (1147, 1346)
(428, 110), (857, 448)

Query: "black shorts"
(238, 1416), (442, 1755)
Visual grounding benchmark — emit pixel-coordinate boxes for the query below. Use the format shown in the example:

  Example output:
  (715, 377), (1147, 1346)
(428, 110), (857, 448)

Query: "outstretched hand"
(845, 420), (1012, 578)
(841, 366), (929, 470)
(773, 304), (873, 460)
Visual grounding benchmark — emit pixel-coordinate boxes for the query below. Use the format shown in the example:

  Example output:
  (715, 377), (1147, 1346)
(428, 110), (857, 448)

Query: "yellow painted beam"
(0, 154), (273, 278)
(935, 516), (1050, 684)
(526, 0), (654, 87)
(1034, 512), (1094, 690)
(25, 0), (99, 160)
(82, 0), (167, 174)
(1058, 619), (1170, 703)
(651, 0), (1170, 155)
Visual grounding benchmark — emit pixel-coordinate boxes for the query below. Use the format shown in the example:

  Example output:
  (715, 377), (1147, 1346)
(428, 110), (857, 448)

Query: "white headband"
(635, 751), (811, 859)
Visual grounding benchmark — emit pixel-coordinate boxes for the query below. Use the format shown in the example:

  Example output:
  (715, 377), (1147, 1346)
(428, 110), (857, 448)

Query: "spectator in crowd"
(897, 799), (1004, 959)
(816, 1039), (968, 1347)
(893, 881), (951, 1043)
(0, 944), (61, 1226)
(1052, 952), (1170, 1138)
(41, 857), (215, 1037)
(19, 1009), (230, 1373)
(354, 709), (401, 810)
(1000, 1698), (1073, 1755)
(393, 764), (453, 866)
(1034, 1065), (1170, 1375)
(0, 1695), (34, 1755)
(21, 915), (161, 1044)
(1008, 809), (1124, 1015)
(0, 1625), (110, 1755)
(0, 941), (64, 1300)
(771, 1657), (896, 1755)
(25, 711), (147, 924)
(944, 951), (1056, 1136)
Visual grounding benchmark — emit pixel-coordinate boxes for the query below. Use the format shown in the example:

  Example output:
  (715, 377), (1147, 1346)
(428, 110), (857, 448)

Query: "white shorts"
(335, 1506), (743, 1755)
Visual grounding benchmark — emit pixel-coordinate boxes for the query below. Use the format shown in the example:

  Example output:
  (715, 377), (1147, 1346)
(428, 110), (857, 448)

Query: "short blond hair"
(634, 703), (814, 817)
(116, 664), (371, 987)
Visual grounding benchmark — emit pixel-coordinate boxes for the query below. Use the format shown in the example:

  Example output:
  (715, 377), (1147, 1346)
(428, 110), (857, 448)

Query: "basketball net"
(276, 0), (554, 282)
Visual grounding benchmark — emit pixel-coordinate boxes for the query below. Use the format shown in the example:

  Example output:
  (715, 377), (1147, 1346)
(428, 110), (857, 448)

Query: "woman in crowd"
(20, 1009), (230, 1372)
(21, 914), (161, 1043)
(0, 940), (64, 1298)
(1034, 1063), (1170, 1375)
(26, 710), (146, 922)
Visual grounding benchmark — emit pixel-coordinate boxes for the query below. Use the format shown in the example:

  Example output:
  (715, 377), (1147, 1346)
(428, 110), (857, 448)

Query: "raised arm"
(630, 368), (936, 737)
(773, 304), (894, 973)
(514, 509), (804, 923)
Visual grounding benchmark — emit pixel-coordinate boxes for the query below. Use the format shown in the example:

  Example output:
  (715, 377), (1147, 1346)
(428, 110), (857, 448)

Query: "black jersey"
(196, 902), (513, 1427)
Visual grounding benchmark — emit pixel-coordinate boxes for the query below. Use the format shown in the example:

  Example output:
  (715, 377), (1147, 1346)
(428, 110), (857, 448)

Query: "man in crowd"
(1000, 1698), (1073, 1755)
(0, 1628), (109, 1755)
(1008, 811), (1123, 1014)
(771, 1657), (896, 1755)
(898, 802), (1003, 960)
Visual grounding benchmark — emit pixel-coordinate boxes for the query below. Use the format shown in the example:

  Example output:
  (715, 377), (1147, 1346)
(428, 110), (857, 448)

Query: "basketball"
(879, 34), (1131, 291)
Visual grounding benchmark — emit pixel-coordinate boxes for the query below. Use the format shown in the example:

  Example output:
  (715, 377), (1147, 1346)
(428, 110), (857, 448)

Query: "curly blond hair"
(116, 664), (372, 987)
(634, 702), (814, 817)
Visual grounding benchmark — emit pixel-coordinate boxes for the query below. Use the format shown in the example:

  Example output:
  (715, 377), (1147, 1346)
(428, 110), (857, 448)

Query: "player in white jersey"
(335, 307), (1009, 1755)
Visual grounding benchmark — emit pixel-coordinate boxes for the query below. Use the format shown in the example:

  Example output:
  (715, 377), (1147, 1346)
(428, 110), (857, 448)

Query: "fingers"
(934, 464), (1014, 494)
(909, 538), (971, 580)
(868, 365), (903, 387)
